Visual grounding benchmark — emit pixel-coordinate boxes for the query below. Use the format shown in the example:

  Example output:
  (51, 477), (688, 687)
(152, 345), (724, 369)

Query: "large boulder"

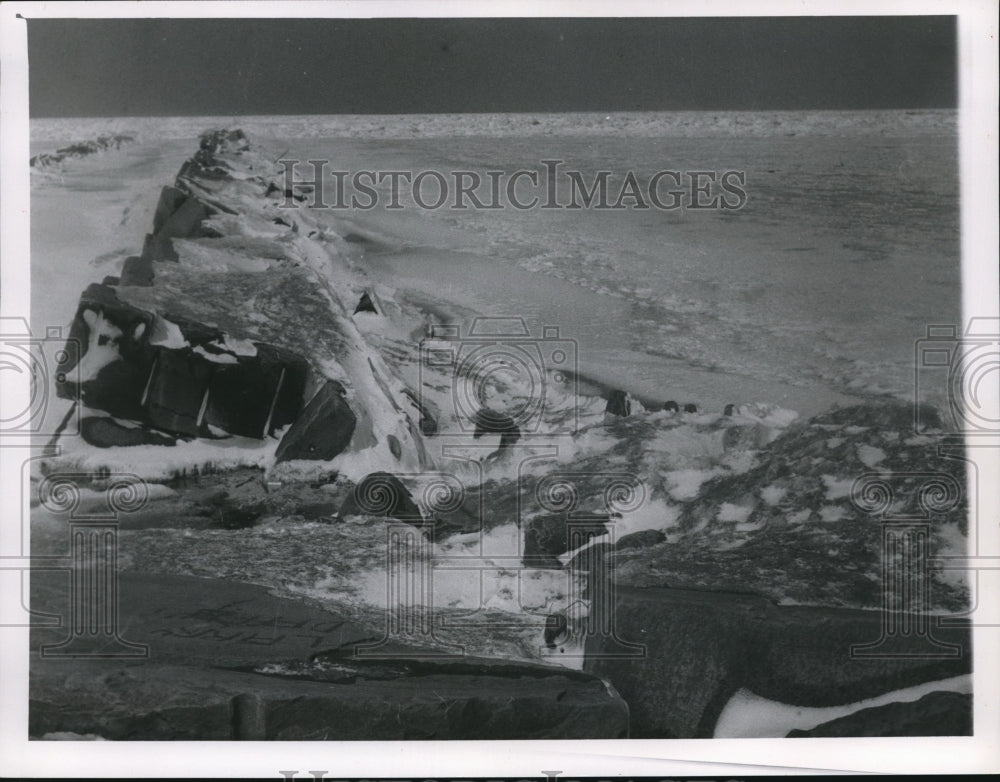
(584, 585), (971, 738)
(155, 191), (217, 239)
(203, 342), (308, 439)
(274, 380), (356, 462)
(142, 348), (215, 437)
(337, 471), (423, 525)
(119, 255), (154, 287)
(30, 655), (629, 740)
(139, 232), (178, 263)
(522, 514), (610, 569)
(58, 284), (309, 442)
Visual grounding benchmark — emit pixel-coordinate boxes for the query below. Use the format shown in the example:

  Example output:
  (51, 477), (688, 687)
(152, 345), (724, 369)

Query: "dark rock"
(787, 691), (972, 737)
(522, 514), (609, 569)
(684, 403), (698, 413)
(663, 400), (679, 413)
(101, 275), (120, 287)
(585, 585), (971, 738)
(337, 472), (423, 525)
(616, 529), (666, 551)
(472, 408), (520, 450)
(724, 403), (735, 416)
(152, 186), (187, 234)
(140, 232), (178, 263)
(353, 291), (379, 315)
(274, 380), (356, 462)
(59, 286), (309, 443)
(203, 343), (308, 439)
(80, 417), (176, 448)
(30, 572), (378, 669)
(605, 389), (631, 417)
(386, 434), (402, 459)
(120, 255), (153, 286)
(156, 192), (216, 239)
(343, 233), (367, 244)
(31, 655), (629, 740)
(143, 349), (215, 437)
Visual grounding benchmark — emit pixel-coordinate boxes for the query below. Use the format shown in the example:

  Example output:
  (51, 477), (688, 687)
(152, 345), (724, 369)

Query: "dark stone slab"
(30, 655), (629, 740)
(30, 572), (378, 667)
(274, 380), (356, 462)
(202, 345), (307, 439)
(29, 572), (629, 740)
(156, 193), (215, 239)
(143, 349), (214, 437)
(584, 585), (971, 738)
(140, 232), (179, 263)
(522, 514), (610, 569)
(152, 186), (187, 235)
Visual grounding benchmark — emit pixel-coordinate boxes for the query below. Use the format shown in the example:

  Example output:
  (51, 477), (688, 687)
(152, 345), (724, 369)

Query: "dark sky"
(27, 16), (956, 117)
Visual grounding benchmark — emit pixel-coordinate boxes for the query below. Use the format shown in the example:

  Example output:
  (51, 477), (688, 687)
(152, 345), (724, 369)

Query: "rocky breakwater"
(46, 129), (431, 480)
(583, 401), (972, 737)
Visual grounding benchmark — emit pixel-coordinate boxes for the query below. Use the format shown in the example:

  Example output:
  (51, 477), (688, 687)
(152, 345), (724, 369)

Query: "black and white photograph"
(0, 1), (997, 776)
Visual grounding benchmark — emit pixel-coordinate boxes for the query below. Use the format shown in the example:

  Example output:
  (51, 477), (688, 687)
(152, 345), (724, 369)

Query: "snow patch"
(714, 674), (971, 738)
(760, 485), (787, 506)
(822, 474), (855, 501)
(857, 444), (886, 467)
(718, 502), (753, 523)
